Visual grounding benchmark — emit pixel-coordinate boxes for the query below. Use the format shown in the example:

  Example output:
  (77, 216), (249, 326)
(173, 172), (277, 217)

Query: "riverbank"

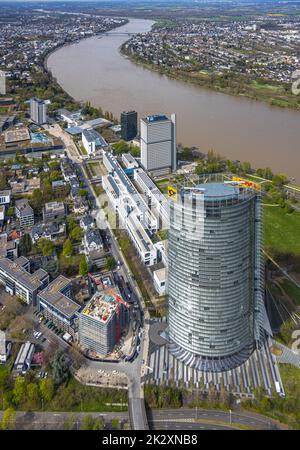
(121, 46), (300, 112)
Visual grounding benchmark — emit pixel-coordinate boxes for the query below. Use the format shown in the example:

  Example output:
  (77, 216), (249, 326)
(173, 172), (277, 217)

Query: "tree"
(93, 417), (104, 430)
(81, 415), (95, 430)
(240, 161), (251, 174)
(79, 256), (88, 277)
(78, 189), (87, 198)
(68, 346), (84, 370)
(195, 161), (205, 175)
(13, 377), (26, 405)
(30, 188), (44, 214)
(111, 418), (120, 430)
(38, 238), (55, 257)
(27, 383), (40, 407)
(62, 239), (73, 257)
(51, 350), (71, 385)
(39, 378), (55, 403)
(105, 256), (116, 271)
(0, 171), (7, 190)
(19, 233), (32, 256)
(1, 407), (16, 430)
(272, 173), (287, 187)
(43, 259), (59, 280)
(70, 226), (83, 243)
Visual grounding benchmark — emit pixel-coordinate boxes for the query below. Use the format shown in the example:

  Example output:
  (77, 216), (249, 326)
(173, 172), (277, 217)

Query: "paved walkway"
(273, 340), (300, 368)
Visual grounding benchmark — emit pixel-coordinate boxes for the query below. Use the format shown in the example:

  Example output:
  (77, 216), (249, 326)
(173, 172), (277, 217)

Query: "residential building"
(15, 198), (34, 228)
(0, 190), (11, 205)
(31, 222), (66, 243)
(80, 215), (95, 231)
(140, 113), (176, 175)
(30, 97), (47, 125)
(120, 111), (138, 141)
(0, 256), (49, 304)
(43, 201), (65, 222)
(168, 181), (265, 371)
(83, 229), (103, 253)
(79, 288), (128, 355)
(37, 276), (81, 336)
(73, 197), (88, 215)
(82, 129), (107, 155)
(0, 233), (18, 260)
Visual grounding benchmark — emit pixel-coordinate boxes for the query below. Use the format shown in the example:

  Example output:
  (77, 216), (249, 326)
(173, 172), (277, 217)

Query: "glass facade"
(168, 182), (264, 371)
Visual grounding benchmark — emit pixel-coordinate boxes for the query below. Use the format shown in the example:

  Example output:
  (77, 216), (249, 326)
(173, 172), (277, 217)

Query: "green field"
(279, 279), (300, 306)
(263, 200), (300, 255)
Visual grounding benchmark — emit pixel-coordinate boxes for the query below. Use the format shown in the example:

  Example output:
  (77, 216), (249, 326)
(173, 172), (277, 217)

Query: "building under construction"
(79, 285), (129, 356)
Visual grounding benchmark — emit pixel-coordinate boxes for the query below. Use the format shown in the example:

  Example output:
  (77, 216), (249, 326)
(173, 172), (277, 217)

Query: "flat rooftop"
(180, 182), (256, 202)
(82, 288), (124, 324)
(0, 257), (48, 291)
(4, 127), (30, 144)
(143, 114), (169, 124)
(38, 275), (81, 318)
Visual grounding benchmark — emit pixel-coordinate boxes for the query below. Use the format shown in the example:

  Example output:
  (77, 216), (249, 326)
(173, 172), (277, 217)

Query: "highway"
(148, 408), (282, 430)
(0, 410), (128, 430)
(0, 407), (283, 430)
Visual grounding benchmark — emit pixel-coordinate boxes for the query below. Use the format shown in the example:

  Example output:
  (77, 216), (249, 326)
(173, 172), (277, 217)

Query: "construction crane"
(109, 288), (130, 342)
(88, 273), (130, 341)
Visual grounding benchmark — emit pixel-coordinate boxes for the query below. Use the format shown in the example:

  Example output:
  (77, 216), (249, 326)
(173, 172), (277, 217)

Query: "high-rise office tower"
(120, 110), (137, 141)
(140, 114), (176, 176)
(168, 180), (264, 371)
(0, 71), (6, 95)
(30, 97), (47, 125)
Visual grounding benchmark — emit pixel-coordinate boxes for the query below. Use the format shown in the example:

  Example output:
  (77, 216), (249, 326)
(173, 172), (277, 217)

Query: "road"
(46, 124), (149, 429)
(0, 410), (128, 430)
(0, 408), (283, 430)
(148, 408), (283, 430)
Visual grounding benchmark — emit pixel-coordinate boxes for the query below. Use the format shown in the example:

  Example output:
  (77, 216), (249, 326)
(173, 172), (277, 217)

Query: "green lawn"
(48, 378), (128, 412)
(279, 279), (300, 306)
(263, 200), (300, 255)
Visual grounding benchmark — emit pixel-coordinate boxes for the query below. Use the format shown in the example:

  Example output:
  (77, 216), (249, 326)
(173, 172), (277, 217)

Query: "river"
(47, 18), (300, 182)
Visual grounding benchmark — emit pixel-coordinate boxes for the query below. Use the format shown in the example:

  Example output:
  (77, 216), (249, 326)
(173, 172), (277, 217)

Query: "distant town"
(123, 15), (300, 109)
(0, 0), (300, 434)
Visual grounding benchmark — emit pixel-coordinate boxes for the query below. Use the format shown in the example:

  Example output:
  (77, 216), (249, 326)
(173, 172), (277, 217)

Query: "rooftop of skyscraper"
(143, 114), (169, 123)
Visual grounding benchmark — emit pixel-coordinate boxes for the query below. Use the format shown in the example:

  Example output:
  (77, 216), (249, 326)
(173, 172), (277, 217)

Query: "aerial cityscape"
(0, 0), (300, 437)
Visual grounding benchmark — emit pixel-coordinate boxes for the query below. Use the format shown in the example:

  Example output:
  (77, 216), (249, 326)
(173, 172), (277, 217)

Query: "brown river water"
(47, 18), (300, 182)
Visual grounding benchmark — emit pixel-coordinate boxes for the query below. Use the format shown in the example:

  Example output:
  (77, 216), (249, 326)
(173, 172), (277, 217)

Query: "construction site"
(79, 275), (130, 358)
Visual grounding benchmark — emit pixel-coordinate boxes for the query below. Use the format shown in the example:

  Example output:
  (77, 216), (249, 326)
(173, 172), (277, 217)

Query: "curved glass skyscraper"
(168, 181), (264, 371)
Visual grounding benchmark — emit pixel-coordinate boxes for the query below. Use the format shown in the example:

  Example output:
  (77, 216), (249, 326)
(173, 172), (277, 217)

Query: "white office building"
(140, 114), (176, 175)
(134, 167), (169, 229)
(0, 257), (49, 304)
(30, 97), (47, 125)
(102, 152), (157, 265)
(103, 152), (158, 232)
(0, 330), (11, 364)
(82, 129), (108, 155)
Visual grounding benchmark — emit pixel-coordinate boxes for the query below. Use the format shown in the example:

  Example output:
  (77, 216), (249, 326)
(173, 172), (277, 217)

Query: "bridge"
(128, 397), (149, 430)
(103, 32), (135, 37)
